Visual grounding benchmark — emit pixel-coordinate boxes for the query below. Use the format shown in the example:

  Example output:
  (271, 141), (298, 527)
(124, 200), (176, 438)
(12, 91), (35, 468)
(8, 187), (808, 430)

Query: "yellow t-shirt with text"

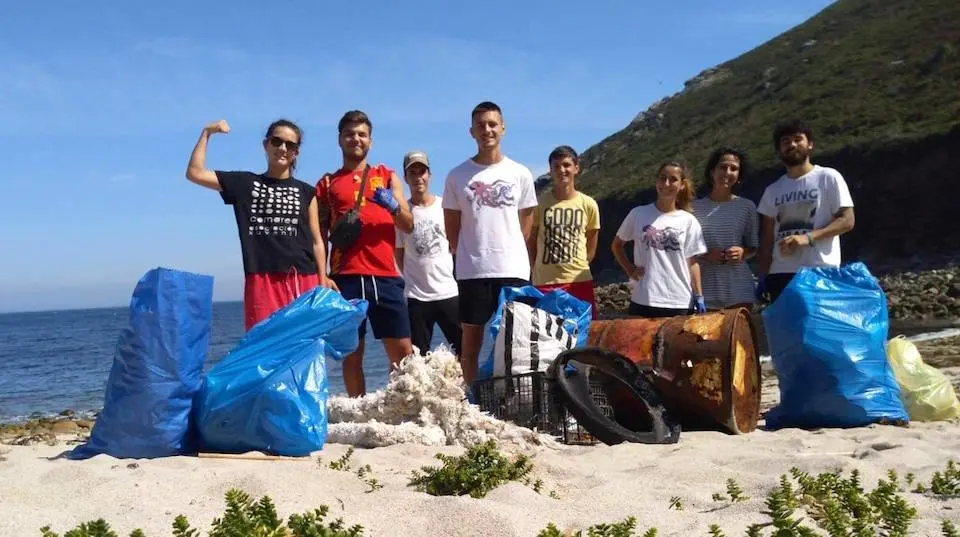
(532, 191), (600, 285)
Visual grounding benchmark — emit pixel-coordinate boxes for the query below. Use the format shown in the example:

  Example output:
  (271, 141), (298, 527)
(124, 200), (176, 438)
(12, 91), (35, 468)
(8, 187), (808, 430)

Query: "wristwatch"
(805, 232), (815, 246)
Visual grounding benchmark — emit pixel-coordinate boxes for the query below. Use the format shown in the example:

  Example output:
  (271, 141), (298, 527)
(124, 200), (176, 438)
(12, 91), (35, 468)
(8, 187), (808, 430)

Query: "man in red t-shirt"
(316, 110), (415, 397)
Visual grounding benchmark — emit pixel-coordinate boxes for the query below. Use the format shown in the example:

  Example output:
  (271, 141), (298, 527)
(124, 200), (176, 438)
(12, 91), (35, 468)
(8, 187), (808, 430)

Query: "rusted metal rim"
(725, 309), (761, 434)
(549, 347), (681, 445)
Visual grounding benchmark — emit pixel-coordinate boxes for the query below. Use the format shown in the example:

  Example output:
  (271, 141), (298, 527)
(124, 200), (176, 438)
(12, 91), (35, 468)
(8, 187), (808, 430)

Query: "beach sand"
(2, 420), (959, 536)
(3, 341), (960, 536)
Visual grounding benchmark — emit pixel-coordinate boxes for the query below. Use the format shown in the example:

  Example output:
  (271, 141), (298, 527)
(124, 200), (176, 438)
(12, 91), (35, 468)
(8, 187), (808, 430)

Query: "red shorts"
(536, 280), (598, 320)
(243, 271), (320, 331)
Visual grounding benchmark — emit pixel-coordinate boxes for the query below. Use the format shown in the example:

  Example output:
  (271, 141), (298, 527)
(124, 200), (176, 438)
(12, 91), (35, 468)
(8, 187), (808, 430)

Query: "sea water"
(0, 302), (489, 423)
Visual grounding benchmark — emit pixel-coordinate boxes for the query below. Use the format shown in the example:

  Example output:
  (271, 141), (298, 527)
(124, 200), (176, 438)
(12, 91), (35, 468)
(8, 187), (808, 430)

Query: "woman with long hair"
(611, 161), (707, 318)
(185, 118), (333, 331)
(691, 147), (759, 310)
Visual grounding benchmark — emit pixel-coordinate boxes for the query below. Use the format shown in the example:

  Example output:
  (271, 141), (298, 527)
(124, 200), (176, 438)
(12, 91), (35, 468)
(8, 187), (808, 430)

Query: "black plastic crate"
(472, 370), (615, 446)
(473, 371), (561, 436)
(558, 372), (617, 446)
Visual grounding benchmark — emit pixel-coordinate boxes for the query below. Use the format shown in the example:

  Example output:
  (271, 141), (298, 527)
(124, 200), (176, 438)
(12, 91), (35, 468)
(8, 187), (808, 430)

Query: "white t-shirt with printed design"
(756, 165), (854, 275)
(616, 204), (707, 309)
(441, 156), (538, 280)
(395, 196), (459, 302)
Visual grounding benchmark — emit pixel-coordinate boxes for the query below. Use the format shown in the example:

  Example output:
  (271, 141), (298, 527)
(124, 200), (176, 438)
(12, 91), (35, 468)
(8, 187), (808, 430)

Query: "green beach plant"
(320, 447), (383, 493)
(535, 463), (960, 536)
(713, 479), (749, 504)
(39, 489), (364, 537)
(535, 516), (657, 537)
(407, 439), (533, 498)
(911, 459), (960, 496)
(38, 461), (960, 536)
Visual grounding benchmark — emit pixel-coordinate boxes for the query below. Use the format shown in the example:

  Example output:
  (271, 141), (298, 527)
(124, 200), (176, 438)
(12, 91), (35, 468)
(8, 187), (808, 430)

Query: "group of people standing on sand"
(185, 101), (855, 397)
(612, 117), (856, 317)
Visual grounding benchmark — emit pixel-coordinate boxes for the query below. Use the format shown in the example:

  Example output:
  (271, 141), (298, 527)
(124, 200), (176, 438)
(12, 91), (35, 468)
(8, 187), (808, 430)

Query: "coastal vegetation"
(36, 447), (960, 537)
(570, 0), (960, 275)
(407, 439), (536, 499)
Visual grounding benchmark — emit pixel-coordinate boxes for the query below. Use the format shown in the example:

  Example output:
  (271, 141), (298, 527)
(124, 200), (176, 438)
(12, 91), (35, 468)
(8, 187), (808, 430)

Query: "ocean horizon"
(0, 299), (246, 316)
(0, 301), (476, 423)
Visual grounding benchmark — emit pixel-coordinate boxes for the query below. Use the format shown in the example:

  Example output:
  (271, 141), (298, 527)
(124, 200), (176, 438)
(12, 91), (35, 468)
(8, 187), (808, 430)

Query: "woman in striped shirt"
(691, 148), (759, 310)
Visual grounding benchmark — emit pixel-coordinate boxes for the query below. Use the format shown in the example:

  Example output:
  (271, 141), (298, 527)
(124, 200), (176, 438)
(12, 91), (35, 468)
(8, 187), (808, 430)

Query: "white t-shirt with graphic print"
(616, 204), (707, 309)
(441, 156), (538, 280)
(757, 165), (854, 275)
(396, 196), (459, 302)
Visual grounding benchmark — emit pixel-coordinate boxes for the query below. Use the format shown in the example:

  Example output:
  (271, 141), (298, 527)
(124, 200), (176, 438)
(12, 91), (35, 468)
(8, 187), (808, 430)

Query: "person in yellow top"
(528, 145), (601, 319)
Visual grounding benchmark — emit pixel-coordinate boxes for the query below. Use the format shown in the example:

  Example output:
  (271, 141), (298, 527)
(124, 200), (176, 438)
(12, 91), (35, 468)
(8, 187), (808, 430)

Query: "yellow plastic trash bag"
(886, 336), (960, 421)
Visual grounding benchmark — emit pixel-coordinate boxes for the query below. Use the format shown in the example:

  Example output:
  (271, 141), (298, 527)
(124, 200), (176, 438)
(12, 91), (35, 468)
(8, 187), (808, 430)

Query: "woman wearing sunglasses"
(186, 118), (334, 331)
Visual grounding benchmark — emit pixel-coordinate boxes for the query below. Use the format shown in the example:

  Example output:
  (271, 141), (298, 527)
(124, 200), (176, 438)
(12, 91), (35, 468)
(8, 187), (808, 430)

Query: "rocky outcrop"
(683, 66), (733, 91)
(594, 267), (960, 321)
(0, 410), (94, 446)
(595, 282), (632, 319)
(881, 268), (960, 320)
(628, 67), (733, 130)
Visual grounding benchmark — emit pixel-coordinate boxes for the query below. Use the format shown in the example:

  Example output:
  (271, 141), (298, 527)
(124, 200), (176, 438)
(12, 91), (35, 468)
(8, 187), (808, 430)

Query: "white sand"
(2, 422), (959, 536)
(3, 347), (959, 536)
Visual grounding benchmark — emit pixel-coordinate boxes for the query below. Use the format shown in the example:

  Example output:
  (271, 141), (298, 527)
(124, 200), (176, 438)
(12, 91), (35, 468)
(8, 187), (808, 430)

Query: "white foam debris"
(905, 328), (960, 342)
(326, 346), (559, 451)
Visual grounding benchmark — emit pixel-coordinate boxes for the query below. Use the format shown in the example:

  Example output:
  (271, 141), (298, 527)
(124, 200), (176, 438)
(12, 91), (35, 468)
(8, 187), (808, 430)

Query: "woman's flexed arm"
(185, 119), (230, 190)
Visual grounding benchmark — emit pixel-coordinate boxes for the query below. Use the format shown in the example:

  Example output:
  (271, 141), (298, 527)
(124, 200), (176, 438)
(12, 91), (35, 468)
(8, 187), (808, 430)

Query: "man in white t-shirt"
(395, 150), (462, 357)
(442, 101), (538, 386)
(756, 119), (856, 303)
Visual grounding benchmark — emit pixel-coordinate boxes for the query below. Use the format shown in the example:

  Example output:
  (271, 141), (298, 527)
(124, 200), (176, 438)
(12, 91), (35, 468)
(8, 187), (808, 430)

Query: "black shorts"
(764, 273), (796, 305)
(457, 277), (529, 326)
(333, 275), (411, 340)
(628, 302), (692, 318)
(408, 296), (462, 355)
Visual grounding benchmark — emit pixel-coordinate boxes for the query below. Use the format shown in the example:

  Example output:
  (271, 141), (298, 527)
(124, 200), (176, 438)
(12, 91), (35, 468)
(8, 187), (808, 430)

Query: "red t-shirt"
(316, 163), (400, 277)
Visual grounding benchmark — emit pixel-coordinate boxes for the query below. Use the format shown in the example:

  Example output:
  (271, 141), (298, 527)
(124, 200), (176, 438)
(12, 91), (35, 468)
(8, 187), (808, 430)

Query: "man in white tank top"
(395, 150), (462, 357)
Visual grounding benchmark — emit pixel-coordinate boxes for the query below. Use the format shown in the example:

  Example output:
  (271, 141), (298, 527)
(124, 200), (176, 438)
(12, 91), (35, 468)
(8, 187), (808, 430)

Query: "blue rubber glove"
(370, 187), (400, 214)
(692, 294), (707, 314)
(755, 277), (767, 302)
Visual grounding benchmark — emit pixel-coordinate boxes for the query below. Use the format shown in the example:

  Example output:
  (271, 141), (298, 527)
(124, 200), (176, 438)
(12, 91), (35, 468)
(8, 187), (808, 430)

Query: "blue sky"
(0, 0), (834, 313)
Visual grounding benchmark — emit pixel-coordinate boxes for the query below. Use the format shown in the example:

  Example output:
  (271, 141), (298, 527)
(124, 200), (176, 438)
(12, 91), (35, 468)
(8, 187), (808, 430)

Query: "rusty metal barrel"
(586, 307), (761, 434)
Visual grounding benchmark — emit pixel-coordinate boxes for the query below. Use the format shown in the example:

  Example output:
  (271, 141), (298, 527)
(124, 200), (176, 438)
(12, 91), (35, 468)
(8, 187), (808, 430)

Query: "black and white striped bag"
(492, 300), (578, 377)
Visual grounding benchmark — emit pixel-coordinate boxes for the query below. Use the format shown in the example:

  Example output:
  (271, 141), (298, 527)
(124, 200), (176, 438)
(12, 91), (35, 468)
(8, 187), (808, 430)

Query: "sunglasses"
(268, 136), (299, 151)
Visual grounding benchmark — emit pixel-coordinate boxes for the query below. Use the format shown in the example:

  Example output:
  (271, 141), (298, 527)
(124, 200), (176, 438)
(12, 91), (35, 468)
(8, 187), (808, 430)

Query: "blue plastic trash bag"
(762, 262), (909, 429)
(194, 287), (368, 456)
(477, 284), (592, 380)
(69, 267), (214, 460)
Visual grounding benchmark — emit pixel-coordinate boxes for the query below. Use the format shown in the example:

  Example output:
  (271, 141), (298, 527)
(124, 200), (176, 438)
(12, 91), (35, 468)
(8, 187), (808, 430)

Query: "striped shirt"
(691, 196), (759, 309)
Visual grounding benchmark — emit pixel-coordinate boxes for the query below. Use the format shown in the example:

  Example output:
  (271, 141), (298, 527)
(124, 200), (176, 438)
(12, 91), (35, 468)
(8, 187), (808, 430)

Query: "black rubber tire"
(549, 347), (681, 445)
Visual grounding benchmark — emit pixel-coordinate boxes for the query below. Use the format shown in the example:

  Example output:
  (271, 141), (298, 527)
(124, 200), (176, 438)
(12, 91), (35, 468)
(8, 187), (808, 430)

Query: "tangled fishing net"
(326, 346), (558, 451)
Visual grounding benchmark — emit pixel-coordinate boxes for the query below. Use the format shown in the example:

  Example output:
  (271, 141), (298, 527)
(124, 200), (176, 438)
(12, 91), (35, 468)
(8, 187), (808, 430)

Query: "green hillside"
(575, 0), (960, 201)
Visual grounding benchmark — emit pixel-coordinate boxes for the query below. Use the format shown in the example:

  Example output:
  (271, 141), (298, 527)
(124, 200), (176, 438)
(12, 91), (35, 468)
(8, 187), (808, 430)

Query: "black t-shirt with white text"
(216, 171), (318, 275)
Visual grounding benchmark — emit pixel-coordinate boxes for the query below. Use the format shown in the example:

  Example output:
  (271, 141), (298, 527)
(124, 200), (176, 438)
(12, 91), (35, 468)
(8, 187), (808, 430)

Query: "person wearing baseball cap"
(395, 150), (462, 358)
(403, 150), (429, 170)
